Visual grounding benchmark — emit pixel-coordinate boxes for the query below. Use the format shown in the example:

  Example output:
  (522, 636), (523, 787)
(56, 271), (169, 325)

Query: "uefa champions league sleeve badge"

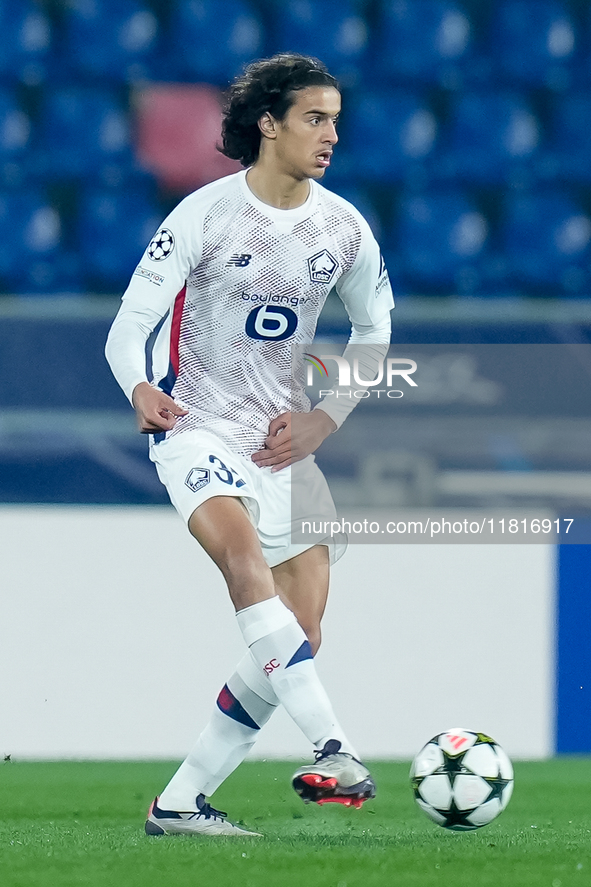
(148, 229), (175, 261)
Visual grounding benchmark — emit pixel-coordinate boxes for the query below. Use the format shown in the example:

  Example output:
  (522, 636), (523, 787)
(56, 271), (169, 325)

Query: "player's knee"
(220, 551), (270, 603)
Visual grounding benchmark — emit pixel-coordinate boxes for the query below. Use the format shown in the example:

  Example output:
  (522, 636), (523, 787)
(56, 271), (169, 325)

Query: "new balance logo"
(227, 253), (252, 267)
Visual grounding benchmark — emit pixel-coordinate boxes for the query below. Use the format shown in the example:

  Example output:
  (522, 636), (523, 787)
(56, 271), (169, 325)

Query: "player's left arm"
(251, 217), (394, 471)
(314, 215), (394, 431)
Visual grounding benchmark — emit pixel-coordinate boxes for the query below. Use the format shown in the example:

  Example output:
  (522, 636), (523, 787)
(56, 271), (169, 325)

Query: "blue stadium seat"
(0, 191), (78, 293)
(271, 0), (368, 87)
(371, 0), (475, 87)
(77, 188), (161, 289)
(61, 0), (159, 82)
(488, 0), (577, 88)
(165, 0), (265, 85)
(0, 88), (32, 187)
(393, 190), (491, 294)
(324, 184), (382, 240)
(501, 191), (591, 295)
(581, 7), (591, 84)
(341, 91), (438, 184)
(0, 0), (52, 85)
(540, 95), (591, 184)
(436, 91), (541, 185)
(36, 88), (134, 184)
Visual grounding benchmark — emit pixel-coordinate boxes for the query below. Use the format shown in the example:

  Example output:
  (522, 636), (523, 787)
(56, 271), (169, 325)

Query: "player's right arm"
(105, 195), (203, 432)
(131, 382), (188, 434)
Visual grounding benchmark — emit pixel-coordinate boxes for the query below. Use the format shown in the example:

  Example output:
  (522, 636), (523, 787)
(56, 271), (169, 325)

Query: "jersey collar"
(239, 169), (318, 230)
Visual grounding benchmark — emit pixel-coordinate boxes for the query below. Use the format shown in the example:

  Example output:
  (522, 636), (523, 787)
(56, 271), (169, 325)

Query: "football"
(410, 728), (514, 830)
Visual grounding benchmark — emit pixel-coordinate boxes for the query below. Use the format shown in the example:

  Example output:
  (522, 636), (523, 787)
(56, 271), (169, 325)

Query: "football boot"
(145, 793), (262, 836)
(292, 739), (376, 809)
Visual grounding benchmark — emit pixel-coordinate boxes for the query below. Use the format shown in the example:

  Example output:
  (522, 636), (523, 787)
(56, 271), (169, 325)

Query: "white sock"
(236, 596), (357, 757)
(157, 652), (278, 811)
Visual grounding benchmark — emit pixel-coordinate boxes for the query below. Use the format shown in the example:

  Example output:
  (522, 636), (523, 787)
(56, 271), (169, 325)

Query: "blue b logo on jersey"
(245, 305), (298, 341)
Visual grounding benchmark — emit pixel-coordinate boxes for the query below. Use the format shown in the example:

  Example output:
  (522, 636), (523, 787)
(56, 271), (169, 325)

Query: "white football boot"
(292, 739), (376, 809)
(145, 793), (262, 836)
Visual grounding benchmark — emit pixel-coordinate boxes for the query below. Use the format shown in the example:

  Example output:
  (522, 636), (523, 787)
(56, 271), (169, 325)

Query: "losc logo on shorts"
(185, 468), (210, 492)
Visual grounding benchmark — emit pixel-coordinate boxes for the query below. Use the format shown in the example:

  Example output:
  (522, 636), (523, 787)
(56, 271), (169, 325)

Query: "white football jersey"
(107, 170), (394, 455)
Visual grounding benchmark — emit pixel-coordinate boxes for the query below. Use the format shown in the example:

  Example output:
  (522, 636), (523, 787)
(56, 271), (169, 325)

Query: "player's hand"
(251, 410), (336, 472)
(132, 381), (188, 434)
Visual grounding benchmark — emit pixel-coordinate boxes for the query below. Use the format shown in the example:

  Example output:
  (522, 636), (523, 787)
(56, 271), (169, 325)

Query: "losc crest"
(185, 468), (210, 492)
(308, 249), (338, 284)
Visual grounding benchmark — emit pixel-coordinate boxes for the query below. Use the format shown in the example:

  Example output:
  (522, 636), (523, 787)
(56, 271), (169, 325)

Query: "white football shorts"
(149, 428), (346, 568)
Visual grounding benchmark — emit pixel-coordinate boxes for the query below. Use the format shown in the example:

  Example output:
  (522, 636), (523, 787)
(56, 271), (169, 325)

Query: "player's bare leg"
(187, 496), (354, 750)
(155, 534), (329, 818)
(151, 497), (374, 831)
(271, 543), (330, 656)
(191, 497), (374, 806)
(188, 496), (276, 609)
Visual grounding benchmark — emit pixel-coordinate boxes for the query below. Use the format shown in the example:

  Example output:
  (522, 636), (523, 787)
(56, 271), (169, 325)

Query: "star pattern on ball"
(441, 751), (469, 783)
(411, 730), (514, 831)
(434, 798), (479, 830)
(148, 228), (175, 261)
(485, 773), (512, 802)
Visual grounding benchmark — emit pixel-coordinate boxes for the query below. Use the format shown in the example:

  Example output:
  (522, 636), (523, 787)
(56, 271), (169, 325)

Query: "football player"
(106, 53), (393, 836)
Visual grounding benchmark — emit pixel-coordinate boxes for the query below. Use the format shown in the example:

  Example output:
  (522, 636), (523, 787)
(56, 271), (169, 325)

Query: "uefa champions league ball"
(410, 728), (514, 830)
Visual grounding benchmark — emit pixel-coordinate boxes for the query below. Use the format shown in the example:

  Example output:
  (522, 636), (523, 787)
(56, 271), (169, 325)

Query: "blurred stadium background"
(1, 0), (591, 760)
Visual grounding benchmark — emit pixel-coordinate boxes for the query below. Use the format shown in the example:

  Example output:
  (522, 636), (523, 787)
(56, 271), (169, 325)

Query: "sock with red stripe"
(157, 651), (278, 812)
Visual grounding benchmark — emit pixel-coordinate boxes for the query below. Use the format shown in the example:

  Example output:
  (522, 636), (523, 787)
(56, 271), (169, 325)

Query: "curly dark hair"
(219, 53), (339, 167)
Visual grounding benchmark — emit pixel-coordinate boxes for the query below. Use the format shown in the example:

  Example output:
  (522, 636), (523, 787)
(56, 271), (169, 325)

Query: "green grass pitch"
(1, 759), (591, 887)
